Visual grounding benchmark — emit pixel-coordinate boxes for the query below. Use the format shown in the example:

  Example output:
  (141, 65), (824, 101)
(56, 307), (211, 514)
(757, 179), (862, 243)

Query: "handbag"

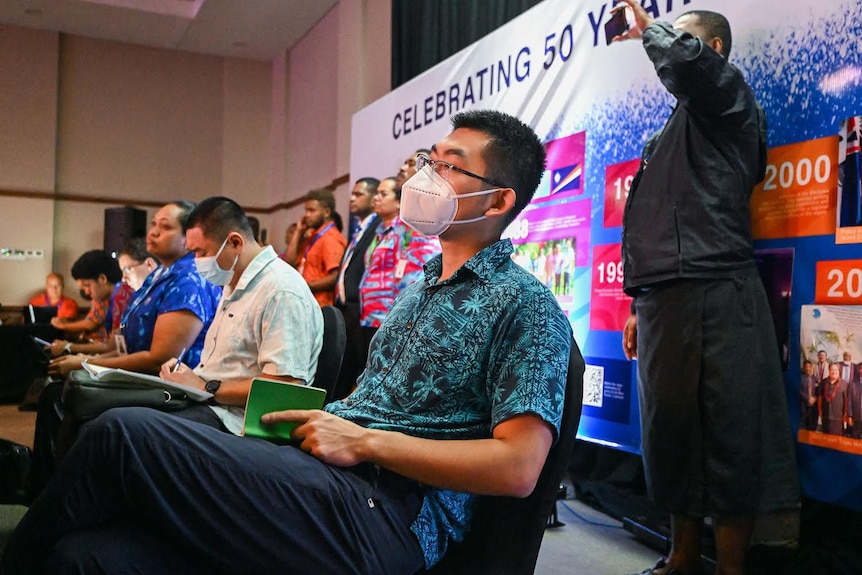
(0, 439), (31, 505)
(62, 369), (193, 421)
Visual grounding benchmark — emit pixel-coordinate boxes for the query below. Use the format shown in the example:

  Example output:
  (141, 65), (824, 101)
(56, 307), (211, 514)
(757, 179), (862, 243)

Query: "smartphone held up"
(604, 9), (629, 45)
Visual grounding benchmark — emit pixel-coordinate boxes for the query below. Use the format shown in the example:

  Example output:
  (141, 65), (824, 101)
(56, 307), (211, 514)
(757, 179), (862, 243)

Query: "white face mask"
(399, 166), (501, 236)
(194, 237), (238, 286)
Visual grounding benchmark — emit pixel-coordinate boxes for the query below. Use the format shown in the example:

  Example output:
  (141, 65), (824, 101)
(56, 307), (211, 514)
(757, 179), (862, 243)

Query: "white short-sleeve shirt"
(194, 246), (323, 434)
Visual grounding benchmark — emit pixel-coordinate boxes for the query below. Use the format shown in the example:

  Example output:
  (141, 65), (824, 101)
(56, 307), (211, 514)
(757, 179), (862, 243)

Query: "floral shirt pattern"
(325, 239), (573, 568)
(359, 216), (440, 328)
(84, 296), (110, 344)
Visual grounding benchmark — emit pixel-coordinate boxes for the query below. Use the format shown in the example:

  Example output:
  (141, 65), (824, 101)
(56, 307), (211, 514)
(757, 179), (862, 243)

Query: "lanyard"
(303, 222), (335, 260)
(120, 264), (167, 331)
(364, 230), (383, 268)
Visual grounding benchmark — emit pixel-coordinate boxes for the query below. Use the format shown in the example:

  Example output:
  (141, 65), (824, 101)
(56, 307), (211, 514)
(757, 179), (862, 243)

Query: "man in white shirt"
(162, 196), (323, 434)
(333, 177), (380, 400)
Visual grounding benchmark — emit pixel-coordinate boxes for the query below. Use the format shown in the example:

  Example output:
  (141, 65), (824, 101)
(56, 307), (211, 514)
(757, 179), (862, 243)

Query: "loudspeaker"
(104, 206), (147, 257)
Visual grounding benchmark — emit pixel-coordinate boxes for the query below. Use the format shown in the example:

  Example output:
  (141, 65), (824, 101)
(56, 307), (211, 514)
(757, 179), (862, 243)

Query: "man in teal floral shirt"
(1, 110), (574, 575)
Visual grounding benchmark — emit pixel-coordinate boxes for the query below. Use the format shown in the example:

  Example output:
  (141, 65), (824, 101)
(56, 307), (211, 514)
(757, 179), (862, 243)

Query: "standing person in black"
(615, 3), (799, 574)
(333, 177), (380, 400)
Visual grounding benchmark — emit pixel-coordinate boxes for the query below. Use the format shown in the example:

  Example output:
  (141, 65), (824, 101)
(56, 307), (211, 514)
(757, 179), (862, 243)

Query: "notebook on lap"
(242, 378), (327, 445)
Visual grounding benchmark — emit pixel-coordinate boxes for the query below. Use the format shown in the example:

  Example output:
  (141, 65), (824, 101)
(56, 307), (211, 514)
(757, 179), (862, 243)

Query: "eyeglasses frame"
(415, 153), (508, 189)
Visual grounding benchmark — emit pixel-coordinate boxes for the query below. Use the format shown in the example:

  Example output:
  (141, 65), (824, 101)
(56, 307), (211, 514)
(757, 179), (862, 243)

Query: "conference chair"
(0, 325), (50, 405)
(421, 342), (585, 575)
(316, 306), (347, 403)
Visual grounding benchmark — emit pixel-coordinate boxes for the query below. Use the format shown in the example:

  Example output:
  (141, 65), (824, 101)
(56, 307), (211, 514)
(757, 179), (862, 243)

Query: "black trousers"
(28, 384), (229, 502)
(27, 382), (64, 503)
(2, 408), (425, 575)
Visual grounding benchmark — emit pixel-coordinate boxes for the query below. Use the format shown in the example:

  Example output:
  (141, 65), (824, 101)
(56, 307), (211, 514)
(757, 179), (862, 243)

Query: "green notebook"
(242, 378), (327, 444)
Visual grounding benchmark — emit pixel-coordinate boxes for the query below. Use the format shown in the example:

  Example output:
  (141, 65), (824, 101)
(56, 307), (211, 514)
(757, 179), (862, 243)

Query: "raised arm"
(643, 22), (751, 119)
(282, 220), (307, 268)
(612, 0), (753, 120)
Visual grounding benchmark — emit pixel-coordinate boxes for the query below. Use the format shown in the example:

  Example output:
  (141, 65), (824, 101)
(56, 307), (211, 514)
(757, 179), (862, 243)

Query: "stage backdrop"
(350, 0), (862, 509)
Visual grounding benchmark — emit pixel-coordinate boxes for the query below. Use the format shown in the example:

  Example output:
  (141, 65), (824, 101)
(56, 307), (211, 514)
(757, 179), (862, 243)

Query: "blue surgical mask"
(194, 237), (238, 286)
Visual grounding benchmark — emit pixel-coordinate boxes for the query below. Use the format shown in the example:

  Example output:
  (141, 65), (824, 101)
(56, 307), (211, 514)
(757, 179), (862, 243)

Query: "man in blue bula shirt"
(614, 3), (799, 575)
(0, 110), (574, 574)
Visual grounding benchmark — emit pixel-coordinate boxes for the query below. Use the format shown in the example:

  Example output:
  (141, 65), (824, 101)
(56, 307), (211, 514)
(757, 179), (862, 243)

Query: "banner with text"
(350, 0), (862, 508)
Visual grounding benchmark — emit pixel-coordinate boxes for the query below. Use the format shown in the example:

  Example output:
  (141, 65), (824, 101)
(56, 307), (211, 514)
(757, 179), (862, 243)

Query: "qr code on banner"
(583, 364), (604, 408)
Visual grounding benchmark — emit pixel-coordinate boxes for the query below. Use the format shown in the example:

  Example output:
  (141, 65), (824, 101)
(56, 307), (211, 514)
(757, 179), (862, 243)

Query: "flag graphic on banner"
(534, 131), (586, 201)
(551, 164), (583, 195)
(839, 116), (861, 228)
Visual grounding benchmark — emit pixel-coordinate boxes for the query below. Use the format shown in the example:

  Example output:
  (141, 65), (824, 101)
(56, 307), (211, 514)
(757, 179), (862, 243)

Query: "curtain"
(391, 0), (546, 88)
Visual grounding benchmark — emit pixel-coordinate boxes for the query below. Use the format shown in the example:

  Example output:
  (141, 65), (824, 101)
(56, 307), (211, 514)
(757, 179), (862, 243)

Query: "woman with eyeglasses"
(46, 238), (156, 360)
(31, 202), (223, 498)
(118, 237), (159, 291)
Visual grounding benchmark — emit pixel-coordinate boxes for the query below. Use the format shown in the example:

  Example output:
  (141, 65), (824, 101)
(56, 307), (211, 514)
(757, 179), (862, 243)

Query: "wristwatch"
(204, 379), (221, 397)
(63, 342), (73, 355)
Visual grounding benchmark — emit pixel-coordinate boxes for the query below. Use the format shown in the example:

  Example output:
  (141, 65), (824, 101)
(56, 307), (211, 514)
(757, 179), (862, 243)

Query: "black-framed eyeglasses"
(416, 153), (507, 189)
(121, 261), (146, 275)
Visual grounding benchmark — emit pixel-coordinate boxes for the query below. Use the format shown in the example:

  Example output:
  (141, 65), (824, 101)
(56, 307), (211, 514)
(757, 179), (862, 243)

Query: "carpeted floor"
(0, 404), (35, 449)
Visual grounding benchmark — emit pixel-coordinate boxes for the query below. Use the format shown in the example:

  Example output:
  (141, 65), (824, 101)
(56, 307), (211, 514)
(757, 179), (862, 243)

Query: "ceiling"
(0, 0), (339, 61)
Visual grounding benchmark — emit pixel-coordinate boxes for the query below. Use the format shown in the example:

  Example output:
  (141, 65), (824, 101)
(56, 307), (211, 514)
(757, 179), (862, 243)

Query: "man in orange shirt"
(29, 273), (79, 320)
(284, 188), (346, 307)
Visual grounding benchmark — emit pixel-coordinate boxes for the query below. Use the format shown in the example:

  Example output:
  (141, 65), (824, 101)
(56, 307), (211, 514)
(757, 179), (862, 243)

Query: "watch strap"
(204, 379), (221, 403)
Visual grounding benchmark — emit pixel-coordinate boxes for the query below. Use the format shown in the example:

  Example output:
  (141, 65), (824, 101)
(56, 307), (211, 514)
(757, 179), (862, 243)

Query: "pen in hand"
(172, 348), (187, 373)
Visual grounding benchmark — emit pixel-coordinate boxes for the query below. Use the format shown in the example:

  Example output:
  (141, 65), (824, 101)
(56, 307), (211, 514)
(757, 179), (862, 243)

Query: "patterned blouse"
(119, 253), (222, 367)
(358, 216), (440, 328)
(84, 296), (110, 344)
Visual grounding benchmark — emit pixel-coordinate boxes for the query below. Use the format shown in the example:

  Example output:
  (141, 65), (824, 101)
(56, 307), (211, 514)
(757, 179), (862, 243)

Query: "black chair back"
(0, 326), (50, 404)
(423, 341), (585, 574)
(316, 306), (347, 403)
